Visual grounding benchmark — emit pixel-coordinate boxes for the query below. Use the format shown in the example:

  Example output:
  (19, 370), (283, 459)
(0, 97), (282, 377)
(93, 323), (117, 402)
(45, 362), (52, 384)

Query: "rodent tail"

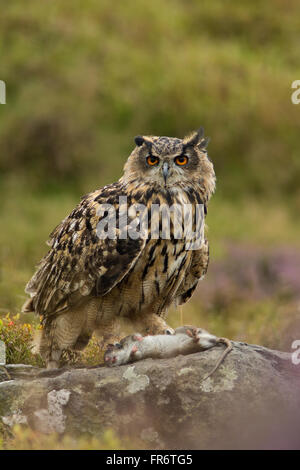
(201, 338), (233, 382)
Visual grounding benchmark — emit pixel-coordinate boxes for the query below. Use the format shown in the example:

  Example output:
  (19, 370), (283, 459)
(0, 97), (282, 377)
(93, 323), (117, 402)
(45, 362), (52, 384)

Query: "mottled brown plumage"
(22, 128), (216, 368)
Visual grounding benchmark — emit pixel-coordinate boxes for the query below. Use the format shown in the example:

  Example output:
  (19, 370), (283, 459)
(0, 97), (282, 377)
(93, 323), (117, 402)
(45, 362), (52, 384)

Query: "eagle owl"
(22, 128), (216, 368)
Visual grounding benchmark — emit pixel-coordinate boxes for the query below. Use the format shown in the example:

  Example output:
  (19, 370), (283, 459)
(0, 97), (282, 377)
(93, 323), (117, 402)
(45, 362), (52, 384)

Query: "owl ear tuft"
(198, 136), (210, 149)
(134, 135), (145, 147)
(184, 127), (209, 149)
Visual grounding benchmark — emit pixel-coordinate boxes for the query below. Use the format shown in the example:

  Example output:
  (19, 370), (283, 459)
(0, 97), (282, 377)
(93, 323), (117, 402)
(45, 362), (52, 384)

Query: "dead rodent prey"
(104, 325), (233, 381)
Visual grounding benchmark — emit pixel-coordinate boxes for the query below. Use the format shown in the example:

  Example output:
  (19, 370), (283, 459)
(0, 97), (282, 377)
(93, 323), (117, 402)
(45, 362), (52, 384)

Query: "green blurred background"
(1, 0), (300, 350)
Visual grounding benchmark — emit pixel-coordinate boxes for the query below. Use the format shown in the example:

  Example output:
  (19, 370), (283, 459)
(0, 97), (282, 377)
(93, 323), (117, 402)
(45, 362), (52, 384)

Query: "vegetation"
(1, 0), (300, 197)
(0, 0), (299, 449)
(0, 313), (102, 366)
(0, 313), (43, 366)
(0, 426), (132, 450)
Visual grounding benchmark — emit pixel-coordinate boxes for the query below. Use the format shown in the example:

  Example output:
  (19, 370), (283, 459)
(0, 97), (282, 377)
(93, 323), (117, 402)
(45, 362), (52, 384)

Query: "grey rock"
(0, 342), (300, 449)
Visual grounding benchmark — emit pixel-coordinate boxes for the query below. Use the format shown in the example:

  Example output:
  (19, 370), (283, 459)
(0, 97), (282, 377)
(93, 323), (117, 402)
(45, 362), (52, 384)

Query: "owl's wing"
(23, 182), (146, 316)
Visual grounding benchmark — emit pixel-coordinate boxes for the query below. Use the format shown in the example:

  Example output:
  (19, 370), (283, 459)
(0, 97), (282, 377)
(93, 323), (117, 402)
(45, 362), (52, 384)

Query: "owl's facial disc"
(123, 130), (215, 192)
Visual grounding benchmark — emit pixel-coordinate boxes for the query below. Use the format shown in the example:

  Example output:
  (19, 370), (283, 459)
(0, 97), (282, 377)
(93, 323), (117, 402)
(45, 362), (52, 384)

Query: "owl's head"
(122, 128), (215, 199)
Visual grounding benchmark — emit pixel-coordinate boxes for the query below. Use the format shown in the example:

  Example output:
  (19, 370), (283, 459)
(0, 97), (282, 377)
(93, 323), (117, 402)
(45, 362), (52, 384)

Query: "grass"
(0, 426), (135, 450)
(169, 296), (300, 351)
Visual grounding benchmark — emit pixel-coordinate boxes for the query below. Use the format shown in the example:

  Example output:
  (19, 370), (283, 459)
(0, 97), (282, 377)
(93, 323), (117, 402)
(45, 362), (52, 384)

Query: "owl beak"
(162, 162), (169, 184)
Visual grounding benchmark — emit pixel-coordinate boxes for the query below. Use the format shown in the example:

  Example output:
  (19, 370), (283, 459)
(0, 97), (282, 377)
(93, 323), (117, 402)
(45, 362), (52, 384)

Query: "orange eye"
(146, 155), (159, 166)
(175, 155), (188, 166)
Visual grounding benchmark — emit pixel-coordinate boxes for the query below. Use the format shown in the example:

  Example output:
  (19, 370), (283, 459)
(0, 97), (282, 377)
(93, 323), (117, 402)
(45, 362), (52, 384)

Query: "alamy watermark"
(291, 340), (300, 365)
(0, 80), (6, 104)
(95, 197), (205, 250)
(291, 80), (300, 104)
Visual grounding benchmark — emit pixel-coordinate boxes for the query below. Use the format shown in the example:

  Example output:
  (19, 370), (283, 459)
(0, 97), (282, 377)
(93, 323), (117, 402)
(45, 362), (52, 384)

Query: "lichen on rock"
(122, 366), (150, 394)
(0, 343), (300, 449)
(32, 389), (71, 434)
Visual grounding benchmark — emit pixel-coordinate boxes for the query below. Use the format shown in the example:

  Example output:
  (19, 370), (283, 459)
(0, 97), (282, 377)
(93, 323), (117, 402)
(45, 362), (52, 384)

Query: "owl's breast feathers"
(22, 181), (208, 318)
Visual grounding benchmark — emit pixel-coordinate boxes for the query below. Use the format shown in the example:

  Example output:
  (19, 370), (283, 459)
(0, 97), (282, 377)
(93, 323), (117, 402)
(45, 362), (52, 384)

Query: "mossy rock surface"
(0, 343), (300, 449)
